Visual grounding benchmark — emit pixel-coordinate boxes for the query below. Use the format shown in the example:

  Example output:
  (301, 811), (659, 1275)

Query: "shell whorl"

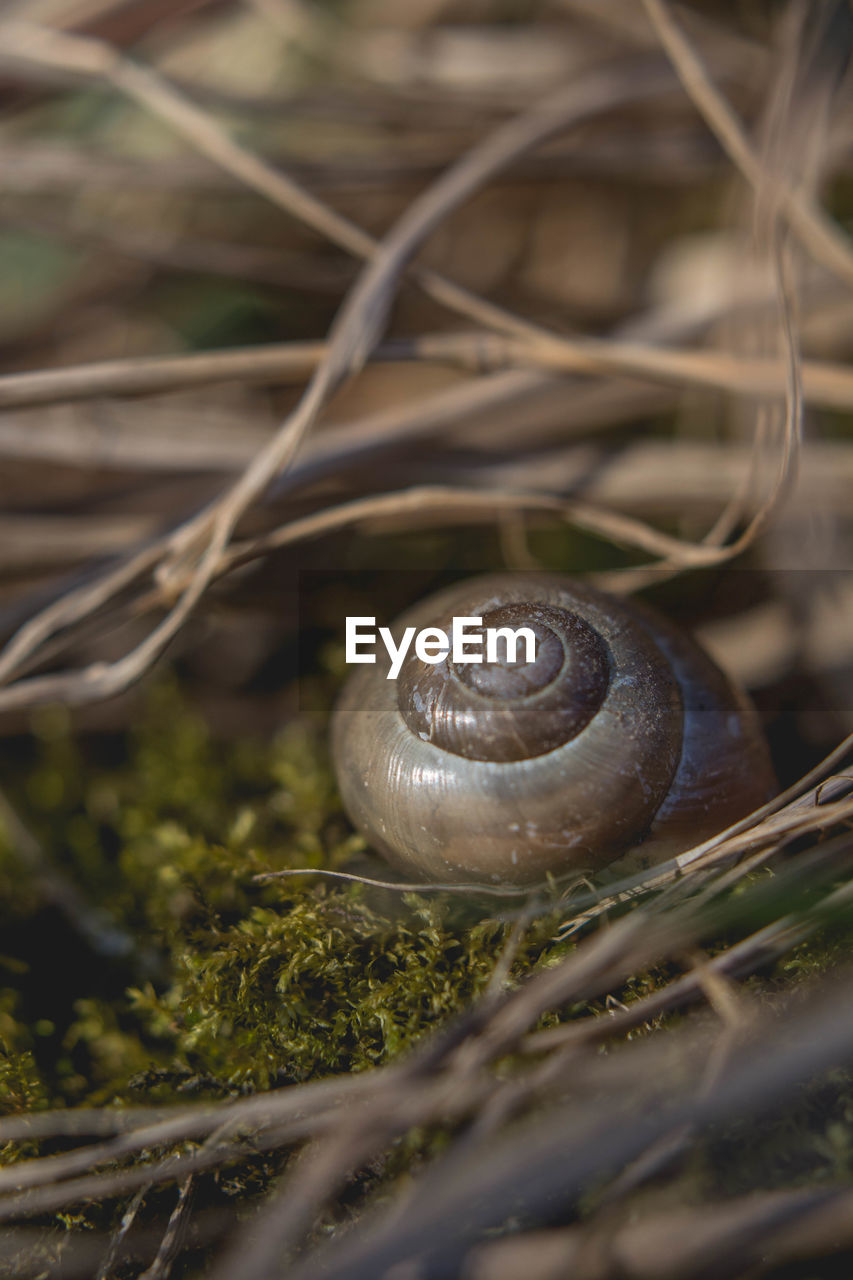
(397, 602), (612, 762)
(331, 574), (775, 886)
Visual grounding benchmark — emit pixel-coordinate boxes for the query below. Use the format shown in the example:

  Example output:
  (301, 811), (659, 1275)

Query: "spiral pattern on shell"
(331, 574), (775, 885)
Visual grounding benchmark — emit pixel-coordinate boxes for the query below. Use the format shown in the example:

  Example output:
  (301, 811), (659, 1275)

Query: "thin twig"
(640, 0), (853, 287)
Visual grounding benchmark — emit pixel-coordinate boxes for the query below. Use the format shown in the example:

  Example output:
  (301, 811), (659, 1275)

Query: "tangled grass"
(0, 1), (851, 1277)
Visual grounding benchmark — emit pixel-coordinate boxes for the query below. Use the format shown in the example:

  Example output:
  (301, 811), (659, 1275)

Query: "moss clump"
(3, 673), (852, 1241)
(0, 987), (52, 1126)
(127, 895), (510, 1090)
(0, 678), (572, 1113)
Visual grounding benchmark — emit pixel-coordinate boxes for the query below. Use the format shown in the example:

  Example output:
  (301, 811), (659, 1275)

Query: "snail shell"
(331, 574), (775, 886)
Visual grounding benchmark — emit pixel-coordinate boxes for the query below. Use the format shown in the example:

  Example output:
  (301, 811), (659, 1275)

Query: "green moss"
(0, 678), (572, 1112)
(125, 895), (510, 1090)
(2, 673), (852, 1242)
(0, 989), (51, 1122)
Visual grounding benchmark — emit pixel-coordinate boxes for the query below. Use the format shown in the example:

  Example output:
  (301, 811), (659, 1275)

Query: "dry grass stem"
(0, 5), (850, 1276)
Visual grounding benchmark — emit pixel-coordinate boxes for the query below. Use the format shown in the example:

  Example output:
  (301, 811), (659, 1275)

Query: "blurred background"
(0, 0), (849, 792)
(1, 7), (853, 1279)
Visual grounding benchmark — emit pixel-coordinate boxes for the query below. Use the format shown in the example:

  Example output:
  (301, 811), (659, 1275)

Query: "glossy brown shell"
(331, 574), (776, 886)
